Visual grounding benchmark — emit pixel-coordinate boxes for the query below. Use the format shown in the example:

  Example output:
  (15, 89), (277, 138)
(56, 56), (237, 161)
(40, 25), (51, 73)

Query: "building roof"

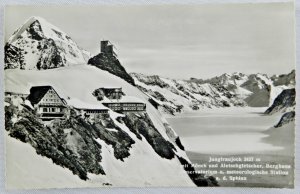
(100, 87), (122, 90)
(27, 86), (52, 105)
(68, 98), (108, 110)
(5, 91), (29, 95)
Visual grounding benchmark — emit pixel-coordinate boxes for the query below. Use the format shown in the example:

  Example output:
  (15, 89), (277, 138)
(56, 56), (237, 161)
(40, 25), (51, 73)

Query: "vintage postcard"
(4, 2), (295, 190)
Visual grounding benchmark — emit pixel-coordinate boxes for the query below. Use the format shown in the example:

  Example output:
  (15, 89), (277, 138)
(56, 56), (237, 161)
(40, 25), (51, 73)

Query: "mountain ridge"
(130, 70), (295, 115)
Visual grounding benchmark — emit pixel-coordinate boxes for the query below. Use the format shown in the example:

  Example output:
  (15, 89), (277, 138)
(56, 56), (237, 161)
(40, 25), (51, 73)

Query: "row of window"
(108, 104), (121, 107)
(105, 103), (145, 107)
(123, 107), (138, 111)
(42, 107), (63, 113)
(110, 107), (122, 110)
(85, 110), (107, 114)
(123, 107), (146, 111)
(43, 98), (61, 103)
(123, 104), (145, 107)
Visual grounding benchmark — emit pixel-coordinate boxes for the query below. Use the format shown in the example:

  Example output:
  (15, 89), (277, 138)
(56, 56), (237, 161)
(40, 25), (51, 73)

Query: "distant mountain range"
(130, 70), (295, 115)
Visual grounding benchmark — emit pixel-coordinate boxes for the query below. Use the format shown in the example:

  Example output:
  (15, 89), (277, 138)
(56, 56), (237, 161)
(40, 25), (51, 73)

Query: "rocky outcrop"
(88, 53), (135, 85)
(4, 44), (24, 69)
(275, 111), (295, 128)
(35, 38), (66, 69)
(176, 156), (219, 187)
(271, 70), (295, 87)
(265, 88), (296, 114)
(130, 73), (169, 88)
(121, 112), (175, 159)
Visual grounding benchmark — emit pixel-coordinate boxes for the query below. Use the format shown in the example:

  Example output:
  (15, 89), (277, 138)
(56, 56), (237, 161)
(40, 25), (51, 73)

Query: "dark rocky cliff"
(274, 111), (295, 128)
(88, 53), (135, 85)
(265, 88), (296, 114)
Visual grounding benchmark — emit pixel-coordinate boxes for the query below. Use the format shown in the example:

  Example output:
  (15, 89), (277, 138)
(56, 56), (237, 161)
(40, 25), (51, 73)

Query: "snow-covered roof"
(5, 91), (29, 95)
(99, 86), (122, 90)
(5, 88), (30, 95)
(67, 98), (108, 110)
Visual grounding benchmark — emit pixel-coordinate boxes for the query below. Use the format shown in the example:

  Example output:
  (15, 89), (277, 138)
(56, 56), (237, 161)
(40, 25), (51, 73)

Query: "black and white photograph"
(3, 1), (296, 190)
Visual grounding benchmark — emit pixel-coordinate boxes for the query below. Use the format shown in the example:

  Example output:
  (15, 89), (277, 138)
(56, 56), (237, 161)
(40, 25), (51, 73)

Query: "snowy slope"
(5, 16), (87, 70)
(5, 65), (199, 188)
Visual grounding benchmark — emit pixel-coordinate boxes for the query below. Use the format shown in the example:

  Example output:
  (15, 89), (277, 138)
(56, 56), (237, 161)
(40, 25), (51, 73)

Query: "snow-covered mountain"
(130, 71), (295, 115)
(4, 17), (218, 188)
(187, 71), (294, 107)
(5, 16), (87, 70)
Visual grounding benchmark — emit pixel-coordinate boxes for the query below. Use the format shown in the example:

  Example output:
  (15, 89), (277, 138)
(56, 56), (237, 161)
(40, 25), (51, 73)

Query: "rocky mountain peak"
(88, 42), (135, 86)
(5, 16), (87, 70)
(8, 16), (56, 43)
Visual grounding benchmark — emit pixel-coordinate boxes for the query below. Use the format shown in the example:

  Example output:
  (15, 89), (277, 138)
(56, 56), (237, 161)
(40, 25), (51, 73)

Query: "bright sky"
(5, 2), (295, 79)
